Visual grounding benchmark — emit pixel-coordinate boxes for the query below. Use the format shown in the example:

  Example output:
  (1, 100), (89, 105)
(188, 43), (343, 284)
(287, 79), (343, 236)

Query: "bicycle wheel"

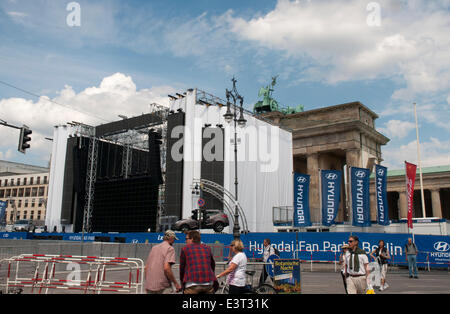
(255, 284), (277, 294)
(220, 285), (229, 294)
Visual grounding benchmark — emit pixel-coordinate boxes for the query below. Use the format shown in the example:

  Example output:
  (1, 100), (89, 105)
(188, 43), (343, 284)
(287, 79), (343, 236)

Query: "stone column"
(307, 153), (320, 223)
(345, 149), (361, 223)
(370, 192), (377, 222)
(431, 189), (442, 218)
(398, 191), (407, 219)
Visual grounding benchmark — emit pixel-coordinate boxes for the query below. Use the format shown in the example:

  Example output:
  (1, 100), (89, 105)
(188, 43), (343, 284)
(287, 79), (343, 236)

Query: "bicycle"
(219, 270), (277, 294)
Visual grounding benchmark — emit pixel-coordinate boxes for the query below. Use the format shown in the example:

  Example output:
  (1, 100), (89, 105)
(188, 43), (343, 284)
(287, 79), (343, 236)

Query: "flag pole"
(414, 102), (426, 218)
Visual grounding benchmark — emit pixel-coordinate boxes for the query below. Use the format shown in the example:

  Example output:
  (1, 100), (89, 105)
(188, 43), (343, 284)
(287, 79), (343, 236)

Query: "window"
(24, 200), (28, 207)
(5, 189), (10, 197)
(31, 199), (35, 207)
(18, 188), (24, 197)
(30, 211), (34, 220)
(11, 179), (14, 186)
(25, 188), (31, 197)
(23, 211), (27, 219)
(17, 178), (20, 185)
(37, 177), (41, 185)
(37, 211), (41, 220)
(32, 187), (37, 197)
(38, 187), (45, 197)
(30, 177), (34, 185)
(0, 190), (4, 198)
(12, 189), (17, 197)
(23, 178), (27, 185)
(18, 200), (22, 207)
(44, 176), (48, 184)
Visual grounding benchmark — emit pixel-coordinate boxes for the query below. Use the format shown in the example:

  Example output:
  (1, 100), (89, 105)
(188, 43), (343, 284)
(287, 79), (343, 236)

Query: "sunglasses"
(348, 240), (354, 243)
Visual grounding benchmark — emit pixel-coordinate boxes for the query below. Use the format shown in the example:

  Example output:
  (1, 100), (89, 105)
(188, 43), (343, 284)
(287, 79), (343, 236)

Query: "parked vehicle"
(13, 219), (33, 232)
(173, 209), (229, 233)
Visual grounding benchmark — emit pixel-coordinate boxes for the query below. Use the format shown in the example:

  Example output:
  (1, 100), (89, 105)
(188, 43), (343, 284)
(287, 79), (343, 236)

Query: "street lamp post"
(224, 78), (247, 241)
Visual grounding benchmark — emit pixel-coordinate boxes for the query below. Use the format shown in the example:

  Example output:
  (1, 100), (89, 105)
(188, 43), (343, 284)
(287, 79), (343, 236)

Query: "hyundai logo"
(434, 241), (450, 252)
(355, 170), (366, 178)
(326, 173), (338, 180)
(297, 176), (307, 183)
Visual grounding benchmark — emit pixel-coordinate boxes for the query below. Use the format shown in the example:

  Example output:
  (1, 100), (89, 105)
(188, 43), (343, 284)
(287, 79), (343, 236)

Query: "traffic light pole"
(0, 120), (21, 130)
(1, 120), (32, 154)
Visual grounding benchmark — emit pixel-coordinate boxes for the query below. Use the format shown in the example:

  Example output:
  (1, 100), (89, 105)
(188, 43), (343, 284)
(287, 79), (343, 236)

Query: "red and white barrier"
(0, 254), (144, 294)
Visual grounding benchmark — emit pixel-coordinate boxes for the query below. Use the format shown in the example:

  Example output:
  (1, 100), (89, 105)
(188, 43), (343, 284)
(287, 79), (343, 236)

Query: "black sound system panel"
(164, 112), (185, 218)
(62, 133), (162, 233)
(92, 176), (158, 233)
(201, 127), (224, 211)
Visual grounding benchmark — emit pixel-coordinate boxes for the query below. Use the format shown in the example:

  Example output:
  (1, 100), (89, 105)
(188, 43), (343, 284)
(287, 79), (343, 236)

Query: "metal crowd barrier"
(0, 254), (144, 294)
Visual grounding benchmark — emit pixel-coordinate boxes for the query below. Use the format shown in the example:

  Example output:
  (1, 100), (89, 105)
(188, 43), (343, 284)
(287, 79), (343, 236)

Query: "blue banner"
(320, 170), (342, 227)
(293, 173), (311, 227)
(1, 231), (448, 268)
(375, 165), (390, 226)
(0, 200), (7, 223)
(351, 167), (371, 227)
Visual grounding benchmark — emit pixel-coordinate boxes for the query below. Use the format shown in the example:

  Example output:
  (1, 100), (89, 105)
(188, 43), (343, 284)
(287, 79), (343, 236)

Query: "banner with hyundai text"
(320, 170), (342, 227)
(405, 162), (417, 229)
(0, 200), (7, 223)
(293, 173), (311, 227)
(350, 167), (371, 227)
(375, 165), (390, 226)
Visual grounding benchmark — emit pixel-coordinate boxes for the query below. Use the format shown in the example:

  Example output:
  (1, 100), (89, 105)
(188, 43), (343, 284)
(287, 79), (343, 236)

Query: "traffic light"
(18, 126), (32, 154)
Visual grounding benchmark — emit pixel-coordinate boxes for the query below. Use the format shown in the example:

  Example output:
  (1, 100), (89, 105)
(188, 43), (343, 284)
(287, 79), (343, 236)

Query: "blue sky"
(0, 0), (449, 170)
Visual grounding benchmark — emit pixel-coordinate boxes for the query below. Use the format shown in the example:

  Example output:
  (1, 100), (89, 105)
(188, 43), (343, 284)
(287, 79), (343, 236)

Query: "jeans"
(407, 255), (418, 277)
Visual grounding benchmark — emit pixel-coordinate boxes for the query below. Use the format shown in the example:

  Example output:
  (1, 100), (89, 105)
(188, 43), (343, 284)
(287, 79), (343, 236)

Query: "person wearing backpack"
(259, 238), (276, 286)
(405, 238), (419, 279)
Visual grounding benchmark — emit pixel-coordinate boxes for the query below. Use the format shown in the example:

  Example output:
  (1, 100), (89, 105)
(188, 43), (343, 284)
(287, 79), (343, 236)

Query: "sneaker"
(383, 283), (389, 290)
(379, 286), (384, 291)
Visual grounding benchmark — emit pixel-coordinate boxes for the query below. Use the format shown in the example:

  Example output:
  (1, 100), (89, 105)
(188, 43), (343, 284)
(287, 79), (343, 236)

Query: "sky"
(0, 0), (449, 170)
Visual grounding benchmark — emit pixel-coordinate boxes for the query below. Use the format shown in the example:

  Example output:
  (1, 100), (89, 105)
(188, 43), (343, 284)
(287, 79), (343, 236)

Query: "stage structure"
(46, 88), (294, 234)
(167, 88), (294, 233)
(46, 104), (168, 233)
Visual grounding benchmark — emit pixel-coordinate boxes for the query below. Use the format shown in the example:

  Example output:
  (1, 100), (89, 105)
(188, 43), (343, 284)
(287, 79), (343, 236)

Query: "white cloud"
(382, 137), (450, 169)
(378, 120), (416, 139)
(227, 0), (450, 99)
(0, 73), (176, 163)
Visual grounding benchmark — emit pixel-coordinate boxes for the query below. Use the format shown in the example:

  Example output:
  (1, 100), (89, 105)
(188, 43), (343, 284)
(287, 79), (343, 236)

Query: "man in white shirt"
(344, 235), (370, 294)
(259, 239), (275, 286)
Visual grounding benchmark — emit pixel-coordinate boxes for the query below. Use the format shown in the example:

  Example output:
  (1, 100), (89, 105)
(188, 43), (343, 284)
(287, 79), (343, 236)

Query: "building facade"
(0, 172), (49, 225)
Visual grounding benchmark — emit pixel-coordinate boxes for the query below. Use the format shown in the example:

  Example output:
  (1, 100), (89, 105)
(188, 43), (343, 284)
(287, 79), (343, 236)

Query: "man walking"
(344, 235), (370, 294)
(144, 230), (182, 294)
(259, 238), (275, 286)
(405, 238), (419, 278)
(180, 230), (218, 294)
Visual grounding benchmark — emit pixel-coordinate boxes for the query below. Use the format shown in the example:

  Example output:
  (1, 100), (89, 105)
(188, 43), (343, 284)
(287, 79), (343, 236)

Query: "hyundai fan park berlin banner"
(405, 161), (417, 229)
(293, 173), (311, 227)
(350, 167), (371, 227)
(320, 170), (342, 227)
(0, 200), (7, 223)
(375, 165), (390, 226)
